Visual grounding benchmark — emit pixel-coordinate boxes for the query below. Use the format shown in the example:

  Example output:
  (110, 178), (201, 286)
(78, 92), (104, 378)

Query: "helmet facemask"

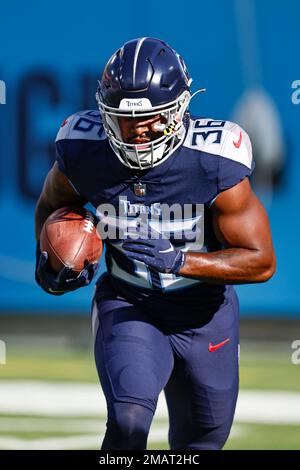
(96, 89), (191, 170)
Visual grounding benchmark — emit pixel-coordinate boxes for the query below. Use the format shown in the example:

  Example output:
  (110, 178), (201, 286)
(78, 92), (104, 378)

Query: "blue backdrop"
(0, 0), (299, 315)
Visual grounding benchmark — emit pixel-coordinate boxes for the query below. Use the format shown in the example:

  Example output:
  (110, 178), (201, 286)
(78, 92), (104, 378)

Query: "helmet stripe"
(132, 37), (147, 87)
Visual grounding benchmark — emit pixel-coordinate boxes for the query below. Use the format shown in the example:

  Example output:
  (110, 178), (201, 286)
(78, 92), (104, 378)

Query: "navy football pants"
(92, 280), (239, 450)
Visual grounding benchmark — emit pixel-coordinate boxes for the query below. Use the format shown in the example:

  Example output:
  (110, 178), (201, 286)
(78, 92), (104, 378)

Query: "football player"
(35, 37), (276, 450)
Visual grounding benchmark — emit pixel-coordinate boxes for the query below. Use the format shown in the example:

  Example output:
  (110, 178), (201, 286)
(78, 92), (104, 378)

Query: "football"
(40, 206), (102, 275)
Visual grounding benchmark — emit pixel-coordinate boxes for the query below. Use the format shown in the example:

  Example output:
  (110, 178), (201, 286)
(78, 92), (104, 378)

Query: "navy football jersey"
(55, 110), (254, 325)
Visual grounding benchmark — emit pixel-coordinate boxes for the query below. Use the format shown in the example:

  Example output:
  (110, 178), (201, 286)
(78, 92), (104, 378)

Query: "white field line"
(0, 429), (173, 450)
(0, 381), (300, 424)
(0, 435), (102, 450)
(0, 424), (244, 450)
(0, 418), (106, 432)
(0, 417), (243, 437)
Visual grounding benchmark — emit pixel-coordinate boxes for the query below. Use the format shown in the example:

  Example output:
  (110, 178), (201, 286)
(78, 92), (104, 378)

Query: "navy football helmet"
(96, 37), (192, 170)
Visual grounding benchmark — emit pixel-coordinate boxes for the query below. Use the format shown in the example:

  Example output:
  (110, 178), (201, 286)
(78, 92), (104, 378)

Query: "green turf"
(148, 423), (300, 450)
(224, 423), (300, 450)
(1, 344), (299, 390)
(0, 346), (98, 382)
(1, 343), (300, 450)
(239, 349), (300, 391)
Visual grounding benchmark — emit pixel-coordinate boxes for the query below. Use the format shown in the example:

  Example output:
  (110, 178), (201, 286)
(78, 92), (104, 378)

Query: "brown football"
(40, 206), (102, 275)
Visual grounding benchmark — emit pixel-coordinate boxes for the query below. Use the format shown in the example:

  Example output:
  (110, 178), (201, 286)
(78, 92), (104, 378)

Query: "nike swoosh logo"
(159, 246), (174, 253)
(208, 338), (230, 352)
(233, 131), (242, 149)
(61, 119), (68, 128)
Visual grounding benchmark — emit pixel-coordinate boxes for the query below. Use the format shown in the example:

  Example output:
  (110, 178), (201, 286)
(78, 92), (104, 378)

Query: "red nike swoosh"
(208, 338), (230, 352)
(233, 131), (242, 149)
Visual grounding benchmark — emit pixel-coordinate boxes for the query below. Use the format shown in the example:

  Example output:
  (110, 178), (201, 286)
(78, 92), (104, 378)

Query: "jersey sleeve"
(217, 123), (255, 192)
(54, 113), (90, 197)
(55, 114), (77, 177)
(54, 110), (106, 200)
(55, 110), (105, 179)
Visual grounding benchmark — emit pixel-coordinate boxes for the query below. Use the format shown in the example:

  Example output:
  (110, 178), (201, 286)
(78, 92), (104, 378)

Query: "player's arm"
(34, 163), (97, 295)
(178, 178), (276, 284)
(35, 161), (86, 241)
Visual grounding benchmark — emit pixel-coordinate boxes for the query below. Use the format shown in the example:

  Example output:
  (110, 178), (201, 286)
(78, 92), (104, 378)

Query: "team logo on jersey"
(96, 197), (204, 245)
(119, 198), (161, 216)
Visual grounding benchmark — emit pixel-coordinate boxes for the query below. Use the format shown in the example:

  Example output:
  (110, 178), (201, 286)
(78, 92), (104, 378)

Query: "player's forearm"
(35, 198), (56, 241)
(178, 248), (275, 284)
(35, 164), (87, 242)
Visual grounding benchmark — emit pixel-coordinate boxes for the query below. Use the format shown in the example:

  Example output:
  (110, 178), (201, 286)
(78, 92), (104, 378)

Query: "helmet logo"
(119, 98), (152, 110)
(126, 99), (142, 107)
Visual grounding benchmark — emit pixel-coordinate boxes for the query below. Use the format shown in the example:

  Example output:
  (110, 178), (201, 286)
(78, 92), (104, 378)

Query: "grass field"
(0, 341), (299, 450)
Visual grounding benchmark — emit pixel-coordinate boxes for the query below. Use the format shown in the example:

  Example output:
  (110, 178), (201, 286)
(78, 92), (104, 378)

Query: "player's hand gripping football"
(122, 223), (185, 274)
(35, 242), (98, 295)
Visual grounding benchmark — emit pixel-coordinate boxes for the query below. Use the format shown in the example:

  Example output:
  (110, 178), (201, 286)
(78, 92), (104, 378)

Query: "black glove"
(35, 242), (98, 295)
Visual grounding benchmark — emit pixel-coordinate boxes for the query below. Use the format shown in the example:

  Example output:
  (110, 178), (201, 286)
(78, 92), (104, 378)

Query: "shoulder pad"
(183, 118), (253, 169)
(55, 110), (106, 142)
